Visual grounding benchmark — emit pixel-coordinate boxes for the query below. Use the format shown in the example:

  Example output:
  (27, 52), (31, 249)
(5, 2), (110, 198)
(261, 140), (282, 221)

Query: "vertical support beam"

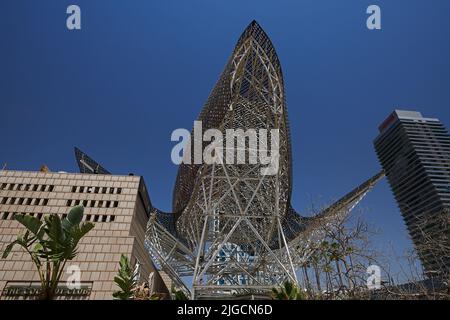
(191, 215), (210, 300)
(277, 217), (298, 284)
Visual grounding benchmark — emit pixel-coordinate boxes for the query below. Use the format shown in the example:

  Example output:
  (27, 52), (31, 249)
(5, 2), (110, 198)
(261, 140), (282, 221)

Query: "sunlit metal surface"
(145, 21), (384, 299)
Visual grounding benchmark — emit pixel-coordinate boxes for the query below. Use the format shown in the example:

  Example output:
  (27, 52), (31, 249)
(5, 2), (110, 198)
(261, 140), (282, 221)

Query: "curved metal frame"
(145, 21), (384, 299)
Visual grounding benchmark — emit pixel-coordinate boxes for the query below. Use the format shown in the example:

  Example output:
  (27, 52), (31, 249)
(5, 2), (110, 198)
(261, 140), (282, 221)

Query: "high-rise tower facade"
(374, 110), (450, 276)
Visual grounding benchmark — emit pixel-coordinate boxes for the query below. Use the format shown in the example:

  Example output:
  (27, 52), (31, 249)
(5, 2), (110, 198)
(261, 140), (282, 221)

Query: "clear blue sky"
(1, 1), (450, 278)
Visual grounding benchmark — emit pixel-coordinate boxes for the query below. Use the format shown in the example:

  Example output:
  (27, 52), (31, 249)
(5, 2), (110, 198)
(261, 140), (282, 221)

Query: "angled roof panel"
(74, 147), (111, 175)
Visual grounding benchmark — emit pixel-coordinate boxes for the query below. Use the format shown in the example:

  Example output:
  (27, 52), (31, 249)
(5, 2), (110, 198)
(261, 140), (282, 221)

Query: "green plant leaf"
(14, 215), (43, 237)
(2, 240), (20, 259)
(70, 222), (94, 243)
(112, 254), (138, 300)
(47, 214), (65, 243)
(114, 276), (128, 291)
(66, 205), (84, 227)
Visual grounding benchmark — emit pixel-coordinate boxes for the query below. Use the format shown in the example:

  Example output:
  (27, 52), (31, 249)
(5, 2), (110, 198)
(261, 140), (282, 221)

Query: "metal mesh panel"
(145, 21), (384, 298)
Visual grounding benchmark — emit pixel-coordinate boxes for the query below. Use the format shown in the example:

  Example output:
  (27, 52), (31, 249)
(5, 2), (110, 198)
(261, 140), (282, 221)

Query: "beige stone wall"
(0, 170), (168, 300)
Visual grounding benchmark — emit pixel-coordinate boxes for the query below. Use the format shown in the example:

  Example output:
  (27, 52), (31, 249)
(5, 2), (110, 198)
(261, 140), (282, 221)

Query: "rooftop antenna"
(1, 163), (6, 171)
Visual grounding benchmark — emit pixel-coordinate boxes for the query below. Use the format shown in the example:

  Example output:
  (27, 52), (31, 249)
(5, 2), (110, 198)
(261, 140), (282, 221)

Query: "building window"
(18, 198), (24, 205)
(0, 209), (121, 223)
(8, 184), (14, 191)
(94, 187), (100, 193)
(71, 186), (77, 193)
(113, 201), (118, 208)
(98, 201), (104, 208)
(106, 201), (111, 208)
(1, 198), (7, 205)
(101, 187), (107, 194)
(33, 185), (38, 192)
(117, 188), (122, 194)
(0, 183), (7, 190)
(66, 200), (72, 207)
(43, 199), (49, 206)
(49, 185), (55, 192)
(26, 198), (32, 205)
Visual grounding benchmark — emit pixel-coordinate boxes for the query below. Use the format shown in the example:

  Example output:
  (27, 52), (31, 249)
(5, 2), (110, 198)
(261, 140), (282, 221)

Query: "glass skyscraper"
(374, 110), (450, 277)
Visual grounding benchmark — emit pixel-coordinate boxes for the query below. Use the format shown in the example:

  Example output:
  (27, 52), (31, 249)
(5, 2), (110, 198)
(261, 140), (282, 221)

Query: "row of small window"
(0, 183), (55, 192)
(66, 199), (119, 208)
(71, 186), (122, 194)
(1, 211), (116, 223)
(0, 197), (49, 206)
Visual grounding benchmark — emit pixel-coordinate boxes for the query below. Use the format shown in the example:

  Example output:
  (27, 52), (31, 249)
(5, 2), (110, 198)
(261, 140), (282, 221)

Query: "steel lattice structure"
(75, 147), (111, 175)
(144, 21), (384, 299)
